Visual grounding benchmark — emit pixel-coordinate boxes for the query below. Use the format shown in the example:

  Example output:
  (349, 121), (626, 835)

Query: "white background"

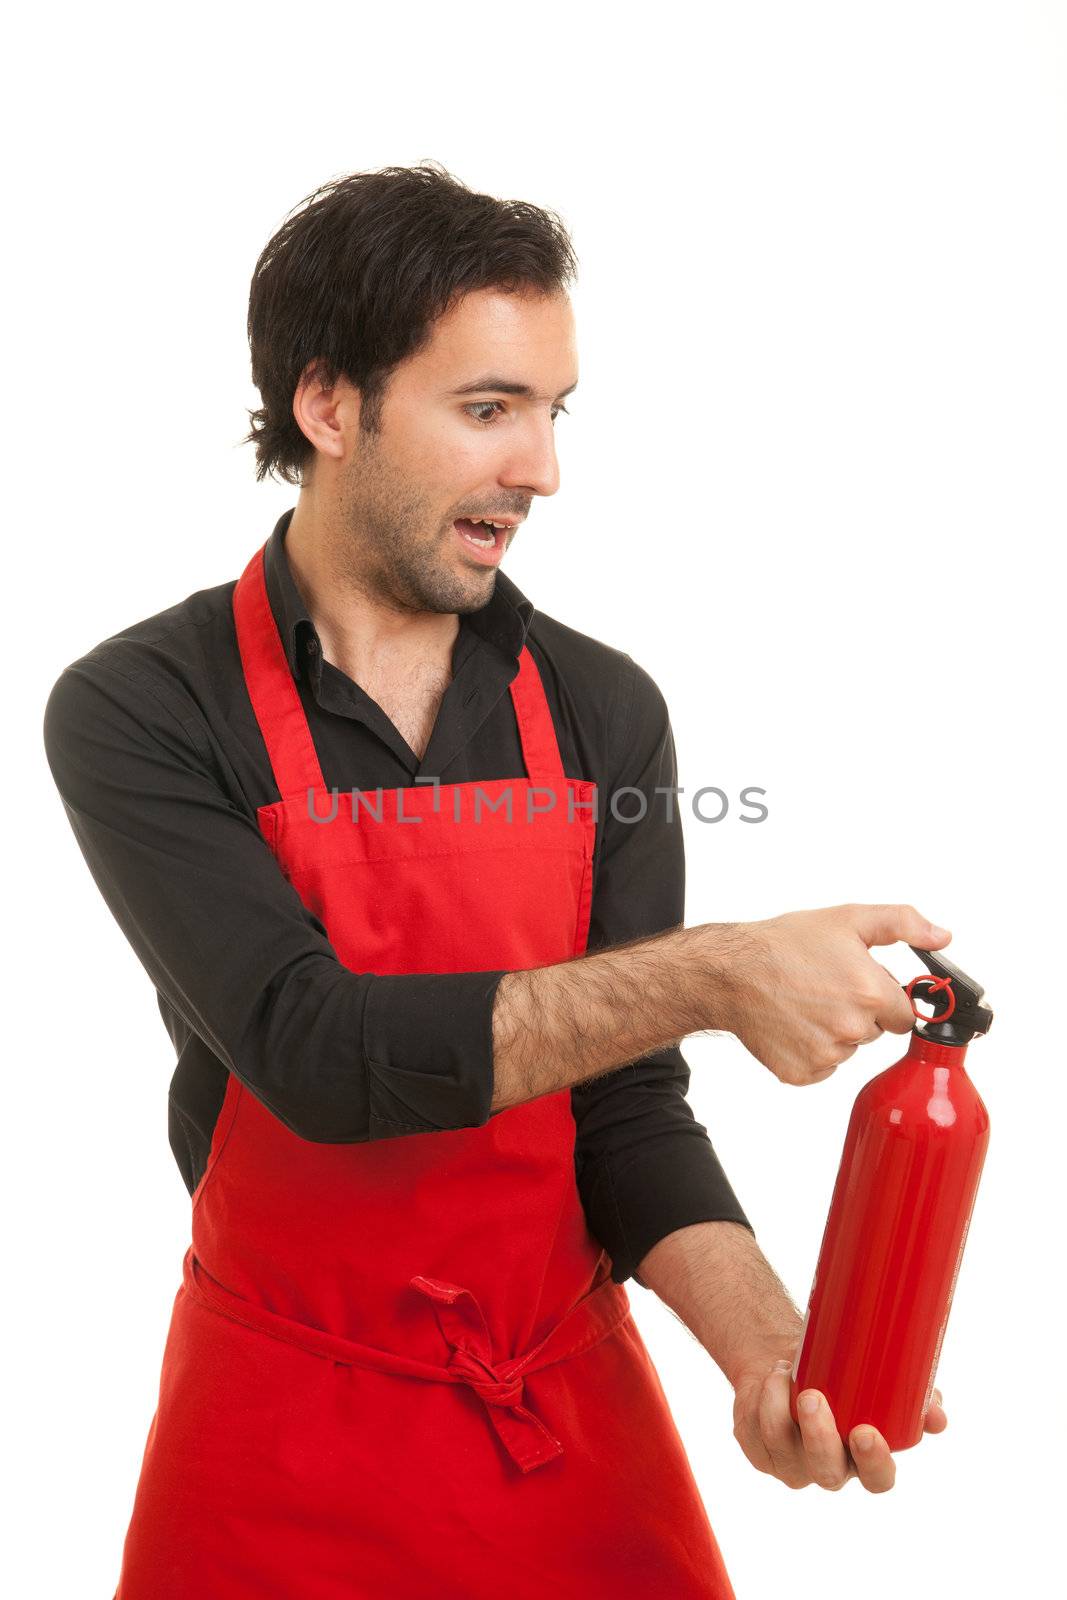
(7, 2), (1065, 1595)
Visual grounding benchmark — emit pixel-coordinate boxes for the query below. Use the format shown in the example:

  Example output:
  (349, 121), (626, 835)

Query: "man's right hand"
(719, 904), (953, 1087)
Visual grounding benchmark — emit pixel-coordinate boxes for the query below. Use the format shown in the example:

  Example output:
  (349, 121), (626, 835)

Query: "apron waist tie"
(181, 1246), (631, 1474)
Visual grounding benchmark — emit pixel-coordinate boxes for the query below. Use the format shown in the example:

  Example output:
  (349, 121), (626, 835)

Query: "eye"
(464, 401), (505, 424)
(463, 401), (571, 425)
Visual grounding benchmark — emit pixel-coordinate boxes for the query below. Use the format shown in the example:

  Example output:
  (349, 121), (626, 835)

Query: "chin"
(407, 564), (495, 616)
(452, 570), (497, 612)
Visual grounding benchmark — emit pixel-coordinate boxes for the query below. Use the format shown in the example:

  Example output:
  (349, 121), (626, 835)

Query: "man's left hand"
(732, 1358), (948, 1494)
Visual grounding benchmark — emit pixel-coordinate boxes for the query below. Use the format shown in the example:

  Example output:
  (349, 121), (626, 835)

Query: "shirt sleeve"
(42, 652), (505, 1143)
(571, 654), (754, 1287)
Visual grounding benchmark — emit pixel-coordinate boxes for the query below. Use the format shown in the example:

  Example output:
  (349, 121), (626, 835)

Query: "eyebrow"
(450, 375), (579, 400)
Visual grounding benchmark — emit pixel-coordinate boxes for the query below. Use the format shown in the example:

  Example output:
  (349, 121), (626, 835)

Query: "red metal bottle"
(789, 947), (993, 1451)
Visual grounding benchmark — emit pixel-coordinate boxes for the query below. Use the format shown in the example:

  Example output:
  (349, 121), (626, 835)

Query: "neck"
(283, 496), (459, 685)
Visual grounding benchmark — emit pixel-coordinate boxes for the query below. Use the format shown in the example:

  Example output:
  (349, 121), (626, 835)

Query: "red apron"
(114, 544), (736, 1598)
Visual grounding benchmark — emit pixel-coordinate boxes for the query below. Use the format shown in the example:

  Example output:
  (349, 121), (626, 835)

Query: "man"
(43, 163), (948, 1598)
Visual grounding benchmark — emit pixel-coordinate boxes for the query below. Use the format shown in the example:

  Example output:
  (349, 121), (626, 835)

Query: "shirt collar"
(261, 506), (535, 681)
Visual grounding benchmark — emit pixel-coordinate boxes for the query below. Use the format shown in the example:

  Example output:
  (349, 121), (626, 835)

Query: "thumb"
(847, 903), (952, 951)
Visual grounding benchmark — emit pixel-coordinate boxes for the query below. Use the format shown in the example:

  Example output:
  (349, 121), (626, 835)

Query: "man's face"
(333, 286), (577, 615)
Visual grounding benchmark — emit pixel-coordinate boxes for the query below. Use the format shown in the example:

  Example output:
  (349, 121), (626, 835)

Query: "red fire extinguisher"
(789, 946), (993, 1451)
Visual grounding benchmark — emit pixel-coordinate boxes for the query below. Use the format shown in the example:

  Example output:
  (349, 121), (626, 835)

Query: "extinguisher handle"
(905, 946), (994, 1044)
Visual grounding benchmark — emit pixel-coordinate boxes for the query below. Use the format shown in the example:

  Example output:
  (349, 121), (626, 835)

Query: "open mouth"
(453, 517), (512, 565)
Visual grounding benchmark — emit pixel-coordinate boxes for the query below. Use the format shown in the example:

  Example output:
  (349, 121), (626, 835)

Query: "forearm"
(636, 1219), (804, 1389)
(490, 921), (752, 1114)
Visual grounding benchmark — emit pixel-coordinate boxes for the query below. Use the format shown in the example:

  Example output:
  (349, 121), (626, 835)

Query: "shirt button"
(306, 638), (319, 656)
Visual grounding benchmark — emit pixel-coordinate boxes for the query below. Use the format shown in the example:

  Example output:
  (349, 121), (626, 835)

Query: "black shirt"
(42, 508), (752, 1285)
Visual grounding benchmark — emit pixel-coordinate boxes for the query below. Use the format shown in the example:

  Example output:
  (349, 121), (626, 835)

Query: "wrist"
(725, 1323), (804, 1393)
(690, 920), (763, 1035)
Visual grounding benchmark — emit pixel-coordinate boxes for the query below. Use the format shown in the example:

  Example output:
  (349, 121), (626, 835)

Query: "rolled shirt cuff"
(361, 969), (508, 1138)
(577, 1131), (754, 1286)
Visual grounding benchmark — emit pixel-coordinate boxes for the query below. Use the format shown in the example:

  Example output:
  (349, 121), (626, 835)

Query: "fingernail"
(928, 925), (951, 941)
(854, 1428), (875, 1451)
(773, 1359), (793, 1373)
(799, 1392), (819, 1414)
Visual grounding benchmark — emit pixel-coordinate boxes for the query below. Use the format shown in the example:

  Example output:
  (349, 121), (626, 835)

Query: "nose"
(498, 413), (561, 500)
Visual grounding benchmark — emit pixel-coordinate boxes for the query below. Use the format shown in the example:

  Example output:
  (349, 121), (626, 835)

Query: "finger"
(758, 1368), (809, 1488)
(848, 1424), (897, 1493)
(732, 1378), (777, 1475)
(834, 1017), (884, 1049)
(924, 1389), (949, 1433)
(796, 1390), (853, 1491)
(846, 903), (952, 952)
(872, 966), (919, 1034)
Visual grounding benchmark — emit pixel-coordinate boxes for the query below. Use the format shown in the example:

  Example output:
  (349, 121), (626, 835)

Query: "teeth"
(461, 525), (495, 547)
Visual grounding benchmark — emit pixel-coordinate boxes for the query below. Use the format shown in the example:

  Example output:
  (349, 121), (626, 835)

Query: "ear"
(292, 363), (361, 463)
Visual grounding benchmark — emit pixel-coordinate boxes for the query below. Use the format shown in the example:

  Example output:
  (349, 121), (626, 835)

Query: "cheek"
(420, 420), (501, 498)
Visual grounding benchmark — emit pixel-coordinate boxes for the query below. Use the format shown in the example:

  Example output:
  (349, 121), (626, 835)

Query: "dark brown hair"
(242, 161), (578, 485)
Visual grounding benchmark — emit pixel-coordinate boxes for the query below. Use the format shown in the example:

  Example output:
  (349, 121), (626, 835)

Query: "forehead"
(408, 287), (577, 389)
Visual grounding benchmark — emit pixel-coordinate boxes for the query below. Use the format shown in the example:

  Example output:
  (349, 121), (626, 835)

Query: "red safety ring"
(906, 974), (956, 1022)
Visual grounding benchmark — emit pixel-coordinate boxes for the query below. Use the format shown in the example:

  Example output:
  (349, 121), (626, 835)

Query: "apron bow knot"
(445, 1345), (525, 1408)
(410, 1273), (565, 1472)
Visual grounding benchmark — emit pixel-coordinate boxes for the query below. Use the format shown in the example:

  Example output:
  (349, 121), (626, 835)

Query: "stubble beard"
(336, 439), (497, 619)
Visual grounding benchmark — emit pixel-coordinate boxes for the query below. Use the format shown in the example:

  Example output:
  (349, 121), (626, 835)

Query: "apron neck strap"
(233, 543), (565, 795)
(234, 544), (326, 798)
(506, 644), (565, 782)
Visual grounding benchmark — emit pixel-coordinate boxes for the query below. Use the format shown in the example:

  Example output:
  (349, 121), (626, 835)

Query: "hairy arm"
(636, 1219), (804, 1386)
(493, 900), (949, 1112)
(490, 921), (754, 1113)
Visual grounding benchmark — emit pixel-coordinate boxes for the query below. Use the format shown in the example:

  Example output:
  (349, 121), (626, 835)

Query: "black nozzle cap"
(905, 947), (994, 1047)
